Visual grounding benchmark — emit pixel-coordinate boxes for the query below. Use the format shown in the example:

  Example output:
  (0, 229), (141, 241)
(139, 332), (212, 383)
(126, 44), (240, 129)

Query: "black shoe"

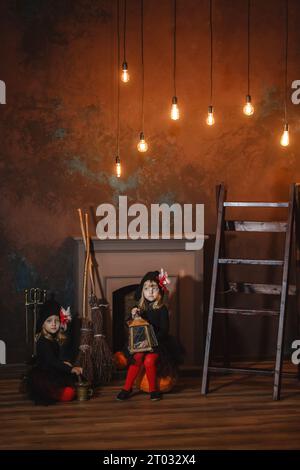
(116, 389), (132, 401)
(150, 391), (162, 401)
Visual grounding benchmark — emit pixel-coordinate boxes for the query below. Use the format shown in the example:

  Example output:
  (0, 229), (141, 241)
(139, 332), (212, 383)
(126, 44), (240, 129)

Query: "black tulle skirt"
(27, 367), (76, 405)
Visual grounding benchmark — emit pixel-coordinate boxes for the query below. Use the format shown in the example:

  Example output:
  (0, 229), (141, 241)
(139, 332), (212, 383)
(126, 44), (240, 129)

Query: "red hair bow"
(157, 268), (171, 293)
(59, 307), (72, 331)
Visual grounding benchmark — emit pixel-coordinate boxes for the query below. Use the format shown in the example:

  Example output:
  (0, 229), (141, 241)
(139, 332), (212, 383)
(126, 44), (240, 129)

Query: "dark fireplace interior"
(112, 284), (139, 352)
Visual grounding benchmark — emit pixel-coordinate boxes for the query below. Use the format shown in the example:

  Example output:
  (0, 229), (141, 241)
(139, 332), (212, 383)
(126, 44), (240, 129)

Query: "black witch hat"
(36, 299), (61, 333)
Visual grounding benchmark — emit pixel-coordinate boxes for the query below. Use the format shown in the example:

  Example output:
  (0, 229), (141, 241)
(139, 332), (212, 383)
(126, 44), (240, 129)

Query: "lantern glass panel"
(128, 319), (158, 354)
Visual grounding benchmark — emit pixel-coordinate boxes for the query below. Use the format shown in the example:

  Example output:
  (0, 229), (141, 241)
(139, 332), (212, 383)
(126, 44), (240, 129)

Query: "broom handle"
(78, 209), (95, 293)
(85, 213), (91, 320)
(79, 209), (86, 318)
(82, 242), (88, 320)
(82, 213), (90, 320)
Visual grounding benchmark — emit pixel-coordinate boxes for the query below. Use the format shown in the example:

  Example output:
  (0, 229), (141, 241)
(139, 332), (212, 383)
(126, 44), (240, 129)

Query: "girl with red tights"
(117, 270), (170, 401)
(27, 300), (82, 405)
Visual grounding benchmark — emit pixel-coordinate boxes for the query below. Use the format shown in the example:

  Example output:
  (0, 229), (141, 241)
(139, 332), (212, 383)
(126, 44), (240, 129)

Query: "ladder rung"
(227, 282), (296, 295)
(214, 307), (279, 316)
(224, 221), (287, 232)
(224, 202), (289, 207)
(209, 366), (275, 376)
(218, 258), (284, 266)
(208, 366), (295, 378)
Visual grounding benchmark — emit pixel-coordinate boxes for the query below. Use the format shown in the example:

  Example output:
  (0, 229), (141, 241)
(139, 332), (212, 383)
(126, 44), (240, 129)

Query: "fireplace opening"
(112, 284), (139, 352)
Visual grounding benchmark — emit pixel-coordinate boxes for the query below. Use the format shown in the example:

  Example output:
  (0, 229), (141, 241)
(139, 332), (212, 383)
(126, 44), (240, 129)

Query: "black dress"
(27, 335), (76, 405)
(126, 301), (182, 376)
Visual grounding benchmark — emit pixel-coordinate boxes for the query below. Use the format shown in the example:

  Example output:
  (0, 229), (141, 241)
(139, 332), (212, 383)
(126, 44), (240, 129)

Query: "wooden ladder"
(201, 183), (296, 400)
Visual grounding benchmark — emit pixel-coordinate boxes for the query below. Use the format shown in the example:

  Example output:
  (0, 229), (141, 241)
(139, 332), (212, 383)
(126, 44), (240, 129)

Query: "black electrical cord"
(284, 0), (289, 124)
(117, 0), (120, 157)
(141, 0), (145, 132)
(247, 0), (250, 96)
(123, 0), (127, 62)
(173, 0), (177, 97)
(209, 0), (213, 105)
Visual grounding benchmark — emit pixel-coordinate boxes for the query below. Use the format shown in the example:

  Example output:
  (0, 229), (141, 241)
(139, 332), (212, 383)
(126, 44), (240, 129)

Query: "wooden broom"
(80, 210), (113, 384)
(91, 296), (114, 385)
(76, 210), (94, 384)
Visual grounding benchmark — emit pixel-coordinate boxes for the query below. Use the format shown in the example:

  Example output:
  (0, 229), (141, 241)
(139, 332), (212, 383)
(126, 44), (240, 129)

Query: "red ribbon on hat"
(157, 268), (170, 293)
(59, 308), (70, 327)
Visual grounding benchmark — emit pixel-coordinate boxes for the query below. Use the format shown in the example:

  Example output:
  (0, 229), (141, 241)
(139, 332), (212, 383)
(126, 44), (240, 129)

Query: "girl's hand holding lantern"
(131, 307), (140, 319)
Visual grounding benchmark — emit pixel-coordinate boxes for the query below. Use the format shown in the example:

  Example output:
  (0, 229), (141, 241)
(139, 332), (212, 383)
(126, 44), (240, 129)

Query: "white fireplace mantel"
(73, 237), (207, 366)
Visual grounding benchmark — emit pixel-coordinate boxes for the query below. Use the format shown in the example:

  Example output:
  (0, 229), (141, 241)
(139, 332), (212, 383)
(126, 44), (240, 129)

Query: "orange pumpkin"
(113, 351), (128, 370)
(137, 372), (177, 393)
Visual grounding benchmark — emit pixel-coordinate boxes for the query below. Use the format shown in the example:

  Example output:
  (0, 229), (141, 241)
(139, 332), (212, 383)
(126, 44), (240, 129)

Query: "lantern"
(128, 316), (158, 354)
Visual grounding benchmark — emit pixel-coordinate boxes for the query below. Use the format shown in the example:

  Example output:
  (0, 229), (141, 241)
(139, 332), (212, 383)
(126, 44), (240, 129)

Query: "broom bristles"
(76, 318), (94, 384)
(92, 304), (114, 385)
(93, 338), (114, 384)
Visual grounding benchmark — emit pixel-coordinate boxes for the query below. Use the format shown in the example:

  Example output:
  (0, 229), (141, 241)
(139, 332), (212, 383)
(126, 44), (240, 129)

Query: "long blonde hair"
(138, 280), (164, 311)
(36, 328), (66, 345)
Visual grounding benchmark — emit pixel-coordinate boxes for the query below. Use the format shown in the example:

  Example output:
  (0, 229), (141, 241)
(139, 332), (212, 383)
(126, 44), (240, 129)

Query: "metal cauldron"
(75, 377), (93, 401)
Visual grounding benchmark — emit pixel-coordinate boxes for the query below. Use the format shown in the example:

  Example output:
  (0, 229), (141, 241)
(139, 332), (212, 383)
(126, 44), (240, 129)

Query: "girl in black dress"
(117, 269), (174, 401)
(27, 300), (82, 405)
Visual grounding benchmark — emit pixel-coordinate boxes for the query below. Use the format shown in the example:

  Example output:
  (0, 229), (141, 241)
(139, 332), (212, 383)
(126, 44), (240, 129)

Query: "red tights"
(59, 386), (76, 402)
(124, 352), (159, 393)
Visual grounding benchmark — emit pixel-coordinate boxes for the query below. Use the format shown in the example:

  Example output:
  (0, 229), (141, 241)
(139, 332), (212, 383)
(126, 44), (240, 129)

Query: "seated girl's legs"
(30, 369), (76, 403)
(124, 352), (145, 391)
(30, 368), (58, 403)
(143, 353), (159, 393)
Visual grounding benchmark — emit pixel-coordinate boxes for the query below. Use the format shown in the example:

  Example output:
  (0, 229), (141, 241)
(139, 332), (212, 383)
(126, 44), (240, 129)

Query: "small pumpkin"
(113, 351), (128, 370)
(138, 372), (177, 393)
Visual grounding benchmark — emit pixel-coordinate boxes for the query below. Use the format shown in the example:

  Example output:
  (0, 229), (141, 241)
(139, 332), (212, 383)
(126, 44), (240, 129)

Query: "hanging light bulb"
(121, 61), (129, 83)
(206, 105), (215, 126)
(121, 1), (129, 83)
(137, 2), (148, 153)
(244, 2), (254, 117)
(280, 2), (289, 148)
(243, 94), (254, 116)
(115, 155), (121, 177)
(170, 1), (179, 121)
(280, 123), (289, 147)
(171, 96), (179, 120)
(206, 1), (215, 128)
(137, 132), (148, 153)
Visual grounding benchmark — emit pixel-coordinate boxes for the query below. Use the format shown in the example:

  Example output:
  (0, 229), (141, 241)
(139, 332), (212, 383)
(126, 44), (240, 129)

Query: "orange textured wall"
(0, 0), (300, 362)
